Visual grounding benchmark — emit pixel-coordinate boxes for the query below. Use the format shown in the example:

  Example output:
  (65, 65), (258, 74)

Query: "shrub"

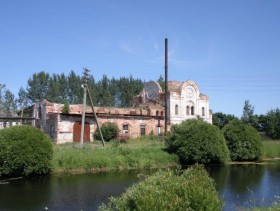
(94, 122), (120, 142)
(61, 101), (70, 114)
(0, 125), (53, 177)
(222, 119), (263, 161)
(99, 165), (223, 211)
(166, 119), (229, 164)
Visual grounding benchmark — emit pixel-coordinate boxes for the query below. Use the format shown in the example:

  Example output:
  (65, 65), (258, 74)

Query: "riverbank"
(51, 137), (280, 174)
(51, 137), (178, 174)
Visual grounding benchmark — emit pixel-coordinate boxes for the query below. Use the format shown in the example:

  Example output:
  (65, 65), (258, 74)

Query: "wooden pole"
(80, 68), (89, 145)
(86, 87), (105, 147)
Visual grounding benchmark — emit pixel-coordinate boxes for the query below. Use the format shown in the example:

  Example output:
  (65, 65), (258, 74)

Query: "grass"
(51, 136), (178, 173)
(262, 136), (280, 158)
(51, 135), (280, 173)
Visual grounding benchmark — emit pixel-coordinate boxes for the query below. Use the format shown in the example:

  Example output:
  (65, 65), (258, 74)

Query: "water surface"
(0, 161), (279, 211)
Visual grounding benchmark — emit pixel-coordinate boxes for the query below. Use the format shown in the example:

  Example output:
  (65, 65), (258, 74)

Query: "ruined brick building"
(35, 80), (212, 144)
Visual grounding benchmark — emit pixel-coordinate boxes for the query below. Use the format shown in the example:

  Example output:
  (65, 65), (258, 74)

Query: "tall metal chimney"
(164, 38), (168, 135)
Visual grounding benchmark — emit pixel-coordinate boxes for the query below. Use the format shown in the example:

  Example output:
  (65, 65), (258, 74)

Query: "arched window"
(175, 105), (178, 115)
(202, 107), (205, 116)
(156, 111), (159, 116)
(191, 106), (194, 115)
(186, 106), (190, 115)
(161, 111), (164, 116)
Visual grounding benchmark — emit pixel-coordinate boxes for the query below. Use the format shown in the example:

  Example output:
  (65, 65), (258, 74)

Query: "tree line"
(0, 71), (151, 114)
(213, 100), (280, 139)
(1, 71), (279, 139)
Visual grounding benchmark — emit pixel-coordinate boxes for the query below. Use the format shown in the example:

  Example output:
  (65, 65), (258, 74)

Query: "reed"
(262, 139), (280, 158)
(51, 137), (178, 173)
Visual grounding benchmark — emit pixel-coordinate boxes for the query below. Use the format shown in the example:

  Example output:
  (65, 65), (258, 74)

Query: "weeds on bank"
(51, 137), (178, 173)
(262, 139), (280, 158)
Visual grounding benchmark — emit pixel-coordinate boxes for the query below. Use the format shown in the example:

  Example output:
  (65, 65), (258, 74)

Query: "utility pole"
(87, 88), (105, 147)
(164, 38), (168, 136)
(80, 68), (89, 145)
(80, 68), (105, 147)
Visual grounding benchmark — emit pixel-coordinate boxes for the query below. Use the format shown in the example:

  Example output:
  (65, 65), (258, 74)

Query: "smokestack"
(164, 38), (168, 135)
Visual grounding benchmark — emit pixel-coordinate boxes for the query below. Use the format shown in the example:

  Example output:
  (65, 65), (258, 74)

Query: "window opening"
(175, 105), (178, 115)
(140, 124), (146, 136)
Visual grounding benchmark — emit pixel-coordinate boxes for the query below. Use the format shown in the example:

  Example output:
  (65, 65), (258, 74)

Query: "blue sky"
(1, 0), (279, 117)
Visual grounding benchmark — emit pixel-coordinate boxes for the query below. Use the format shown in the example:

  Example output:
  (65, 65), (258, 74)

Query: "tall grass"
(262, 138), (280, 158)
(51, 137), (178, 173)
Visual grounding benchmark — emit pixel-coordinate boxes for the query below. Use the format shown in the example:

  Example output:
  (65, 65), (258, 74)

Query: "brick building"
(37, 80), (211, 144)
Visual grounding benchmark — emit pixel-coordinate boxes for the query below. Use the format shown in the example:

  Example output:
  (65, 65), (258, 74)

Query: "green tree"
(26, 71), (50, 102)
(117, 75), (143, 107)
(222, 119), (263, 161)
(96, 75), (115, 107)
(67, 70), (83, 104)
(212, 112), (237, 129)
(263, 108), (280, 139)
(46, 74), (60, 103)
(166, 119), (229, 164)
(87, 75), (98, 105)
(23, 71), (145, 108)
(0, 84), (18, 117)
(17, 87), (29, 109)
(241, 100), (259, 129)
(3, 90), (17, 113)
(0, 84), (5, 109)
(157, 75), (165, 91)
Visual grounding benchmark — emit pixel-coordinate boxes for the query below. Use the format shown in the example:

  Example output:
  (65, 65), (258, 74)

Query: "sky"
(1, 0), (279, 117)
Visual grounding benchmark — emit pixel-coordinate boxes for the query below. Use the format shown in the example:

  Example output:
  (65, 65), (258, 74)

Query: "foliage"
(262, 139), (280, 158)
(26, 71), (51, 102)
(24, 71), (144, 107)
(157, 75), (165, 91)
(0, 84), (17, 117)
(94, 122), (120, 142)
(241, 100), (259, 129)
(212, 112), (237, 129)
(51, 140), (178, 173)
(222, 119), (263, 161)
(166, 119), (229, 164)
(262, 108), (280, 139)
(17, 87), (29, 111)
(61, 101), (70, 114)
(0, 125), (53, 177)
(99, 165), (223, 211)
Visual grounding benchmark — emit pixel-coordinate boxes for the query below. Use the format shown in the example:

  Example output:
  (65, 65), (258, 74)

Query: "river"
(0, 160), (279, 211)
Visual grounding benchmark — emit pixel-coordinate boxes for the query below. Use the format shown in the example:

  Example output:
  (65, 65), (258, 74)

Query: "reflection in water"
(206, 162), (280, 210)
(0, 171), (146, 210)
(0, 161), (279, 211)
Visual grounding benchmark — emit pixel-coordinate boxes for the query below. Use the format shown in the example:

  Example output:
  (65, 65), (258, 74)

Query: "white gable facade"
(168, 80), (212, 124)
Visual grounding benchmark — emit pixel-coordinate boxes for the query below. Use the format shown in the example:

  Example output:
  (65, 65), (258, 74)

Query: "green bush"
(166, 119), (229, 164)
(0, 125), (53, 177)
(99, 165), (223, 211)
(94, 122), (120, 142)
(222, 119), (263, 161)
